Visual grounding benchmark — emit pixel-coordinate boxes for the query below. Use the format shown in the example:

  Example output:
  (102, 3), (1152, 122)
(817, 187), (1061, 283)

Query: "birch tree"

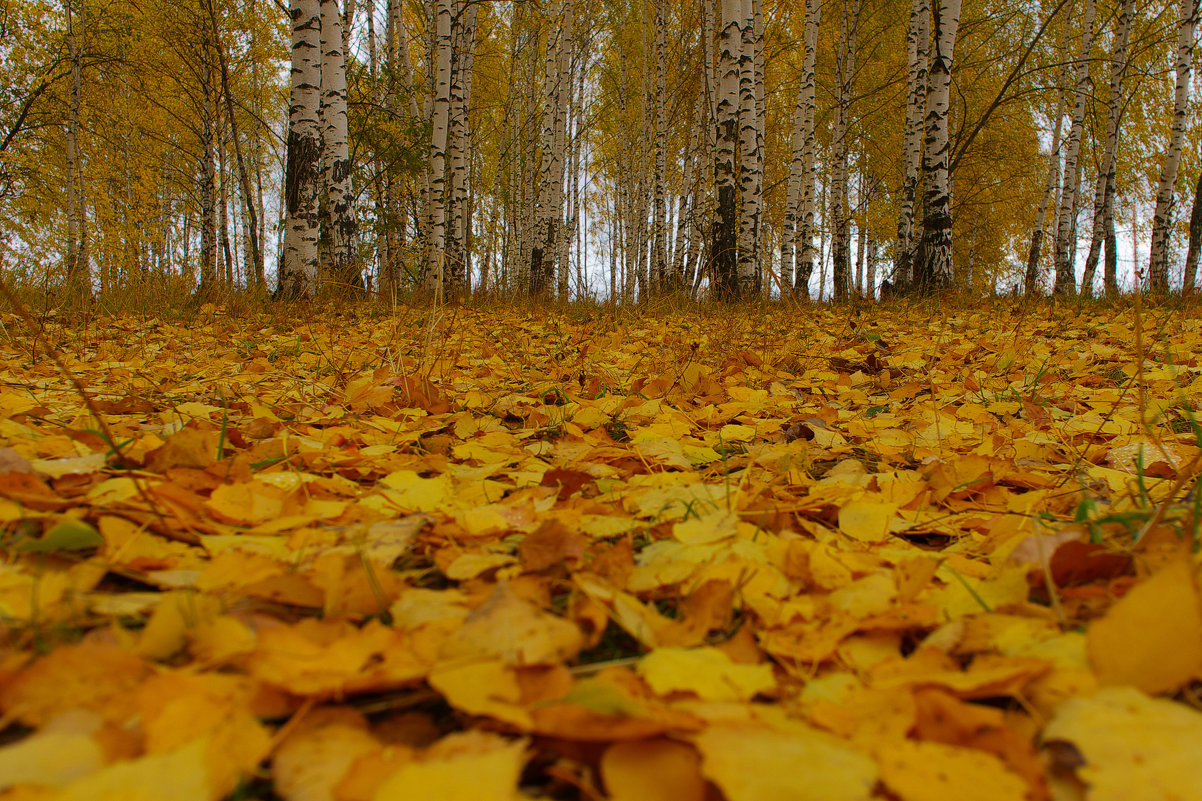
(780, 0), (820, 297)
(423, 0), (453, 292)
(652, 0), (667, 291)
(830, 0), (862, 301)
(1080, 0), (1133, 296)
(1051, 0), (1096, 295)
(894, 0), (929, 291)
(446, 0), (479, 296)
(552, 0), (575, 299)
(278, 0), (323, 299)
(913, 0), (962, 292)
(735, 0), (762, 296)
(710, 0), (741, 298)
(205, 0), (264, 288)
(672, 91), (705, 289)
(1024, 18), (1071, 295)
(198, 27), (218, 293)
(63, 0), (89, 296)
(1149, 0), (1200, 292)
(1184, 171), (1202, 292)
(530, 0), (573, 297)
(320, 0), (360, 293)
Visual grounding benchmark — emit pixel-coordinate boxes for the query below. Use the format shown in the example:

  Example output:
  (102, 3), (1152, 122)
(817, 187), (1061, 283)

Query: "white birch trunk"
(1184, 171), (1202, 292)
(672, 91), (705, 287)
(1080, 0), (1133, 296)
(446, 0), (478, 296)
(279, 0), (323, 299)
(1024, 27), (1069, 296)
(531, 0), (572, 296)
(735, 0), (761, 296)
(914, 0), (962, 291)
(553, 0), (575, 299)
(341, 0), (355, 55)
(652, 0), (668, 291)
(423, 0), (453, 290)
(894, 0), (929, 289)
(830, 0), (861, 301)
(1052, 0), (1096, 295)
(796, 0), (821, 295)
(63, 0), (89, 296)
(321, 0), (360, 291)
(199, 37), (219, 293)
(752, 0), (766, 294)
(710, 0), (742, 297)
(1149, 0), (1200, 291)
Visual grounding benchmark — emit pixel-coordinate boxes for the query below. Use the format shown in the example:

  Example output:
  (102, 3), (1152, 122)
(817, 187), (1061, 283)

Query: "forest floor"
(1, 298), (1201, 801)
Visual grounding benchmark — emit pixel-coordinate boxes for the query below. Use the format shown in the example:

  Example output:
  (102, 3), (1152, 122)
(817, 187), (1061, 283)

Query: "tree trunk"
(553, 0), (575, 300)
(321, 0), (361, 293)
(446, 0), (478, 297)
(1024, 18), (1070, 296)
(894, 0), (929, 290)
(1052, 0), (1097, 295)
(651, 0), (668, 292)
(1080, 0), (1133, 297)
(672, 91), (705, 289)
(781, 0), (820, 297)
(63, 0), (90, 297)
(796, 0), (821, 297)
(710, 0), (741, 298)
(830, 0), (862, 302)
(423, 0), (453, 293)
(199, 33), (219, 294)
(913, 0), (962, 293)
(1148, 0), (1200, 291)
(735, 0), (762, 297)
(206, 0), (264, 289)
(279, 0), (323, 300)
(752, 0), (766, 294)
(1183, 171), (1202, 292)
(1104, 189), (1119, 293)
(530, 0), (572, 297)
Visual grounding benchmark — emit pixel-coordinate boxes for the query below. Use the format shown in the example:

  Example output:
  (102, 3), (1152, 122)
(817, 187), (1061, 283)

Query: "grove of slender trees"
(2, 0), (1200, 302)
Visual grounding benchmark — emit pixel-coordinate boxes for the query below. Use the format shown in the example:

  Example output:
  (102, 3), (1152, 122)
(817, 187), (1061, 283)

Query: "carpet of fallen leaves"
(1, 300), (1202, 801)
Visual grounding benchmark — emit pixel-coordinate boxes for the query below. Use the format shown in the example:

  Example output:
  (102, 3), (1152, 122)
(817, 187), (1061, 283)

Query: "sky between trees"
(1, 0), (1200, 303)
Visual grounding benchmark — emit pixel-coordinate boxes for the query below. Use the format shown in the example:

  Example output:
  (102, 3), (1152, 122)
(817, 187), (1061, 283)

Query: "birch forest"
(10, 0), (1202, 796)
(3, 0), (1201, 301)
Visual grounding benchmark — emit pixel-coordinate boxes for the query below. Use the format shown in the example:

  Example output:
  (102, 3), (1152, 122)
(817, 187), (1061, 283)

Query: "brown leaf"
(519, 519), (586, 572)
(144, 427), (220, 472)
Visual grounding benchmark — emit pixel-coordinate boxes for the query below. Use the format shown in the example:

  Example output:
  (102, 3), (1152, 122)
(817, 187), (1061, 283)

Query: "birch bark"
(553, 0), (575, 299)
(1080, 0), (1133, 296)
(735, 0), (762, 296)
(652, 0), (668, 291)
(780, 0), (820, 295)
(894, 0), (929, 290)
(279, 0), (323, 299)
(672, 92), (705, 289)
(710, 0), (741, 298)
(530, 0), (572, 297)
(1024, 17), (1070, 295)
(913, 0), (962, 292)
(830, 0), (862, 301)
(199, 32), (219, 294)
(321, 0), (361, 292)
(206, 0), (263, 288)
(63, 0), (89, 296)
(1184, 172), (1202, 292)
(1148, 0), (1200, 291)
(1052, 0), (1096, 295)
(446, 0), (478, 296)
(423, 0), (454, 291)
